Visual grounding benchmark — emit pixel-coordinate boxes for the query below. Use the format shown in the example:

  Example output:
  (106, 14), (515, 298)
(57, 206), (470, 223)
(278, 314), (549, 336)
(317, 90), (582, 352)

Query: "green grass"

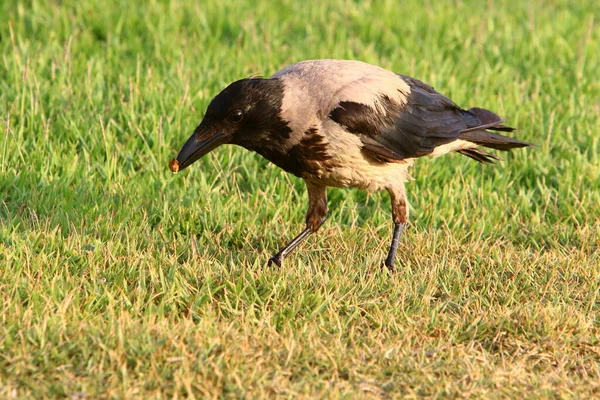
(1, 0), (599, 398)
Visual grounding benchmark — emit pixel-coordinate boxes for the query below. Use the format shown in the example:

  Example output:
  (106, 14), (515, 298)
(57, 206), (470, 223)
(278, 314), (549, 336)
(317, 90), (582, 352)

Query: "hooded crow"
(170, 59), (531, 269)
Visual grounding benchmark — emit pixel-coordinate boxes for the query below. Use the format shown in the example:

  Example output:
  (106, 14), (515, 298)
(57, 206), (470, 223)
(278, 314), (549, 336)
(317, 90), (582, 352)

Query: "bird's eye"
(228, 109), (243, 123)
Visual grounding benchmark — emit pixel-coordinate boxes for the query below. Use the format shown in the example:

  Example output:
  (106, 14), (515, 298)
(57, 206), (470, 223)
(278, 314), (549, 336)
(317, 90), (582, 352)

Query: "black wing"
(329, 76), (484, 161)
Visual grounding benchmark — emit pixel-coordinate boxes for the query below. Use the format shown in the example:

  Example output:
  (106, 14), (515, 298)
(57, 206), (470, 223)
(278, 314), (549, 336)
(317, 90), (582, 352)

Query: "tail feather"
(459, 107), (533, 152)
(456, 148), (501, 163)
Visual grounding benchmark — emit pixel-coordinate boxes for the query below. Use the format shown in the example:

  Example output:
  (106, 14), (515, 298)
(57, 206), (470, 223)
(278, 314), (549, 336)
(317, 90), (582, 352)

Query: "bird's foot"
(381, 260), (395, 272)
(381, 257), (406, 272)
(267, 254), (283, 267)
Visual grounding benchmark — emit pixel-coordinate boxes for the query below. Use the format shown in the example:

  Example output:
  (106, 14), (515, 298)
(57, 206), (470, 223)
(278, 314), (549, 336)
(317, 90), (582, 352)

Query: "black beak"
(170, 129), (227, 173)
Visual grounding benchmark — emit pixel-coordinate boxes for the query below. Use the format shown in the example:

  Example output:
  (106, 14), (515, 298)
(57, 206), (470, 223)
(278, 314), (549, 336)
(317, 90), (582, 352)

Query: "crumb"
(169, 159), (180, 173)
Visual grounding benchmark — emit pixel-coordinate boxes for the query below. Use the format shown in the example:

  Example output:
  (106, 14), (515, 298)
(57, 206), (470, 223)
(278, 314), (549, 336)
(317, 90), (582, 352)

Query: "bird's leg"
(384, 186), (409, 270)
(266, 227), (314, 267)
(267, 181), (327, 267)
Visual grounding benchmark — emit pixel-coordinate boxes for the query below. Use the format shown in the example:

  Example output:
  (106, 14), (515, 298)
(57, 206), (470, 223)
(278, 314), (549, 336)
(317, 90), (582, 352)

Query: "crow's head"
(170, 78), (288, 172)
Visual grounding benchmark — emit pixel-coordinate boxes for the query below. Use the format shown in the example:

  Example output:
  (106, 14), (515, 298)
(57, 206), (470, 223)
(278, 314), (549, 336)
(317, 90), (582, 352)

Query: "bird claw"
(267, 255), (283, 267)
(381, 260), (395, 272)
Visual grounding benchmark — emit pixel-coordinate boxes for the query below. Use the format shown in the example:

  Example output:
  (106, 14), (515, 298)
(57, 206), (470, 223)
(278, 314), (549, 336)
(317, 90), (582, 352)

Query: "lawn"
(1, 0), (599, 398)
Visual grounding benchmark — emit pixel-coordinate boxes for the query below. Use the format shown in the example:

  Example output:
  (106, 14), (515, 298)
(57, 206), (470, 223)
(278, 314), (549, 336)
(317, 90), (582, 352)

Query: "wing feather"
(329, 74), (524, 161)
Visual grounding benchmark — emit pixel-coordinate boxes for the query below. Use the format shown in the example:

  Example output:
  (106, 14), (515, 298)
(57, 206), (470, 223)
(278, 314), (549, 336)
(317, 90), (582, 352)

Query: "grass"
(1, 0), (599, 398)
